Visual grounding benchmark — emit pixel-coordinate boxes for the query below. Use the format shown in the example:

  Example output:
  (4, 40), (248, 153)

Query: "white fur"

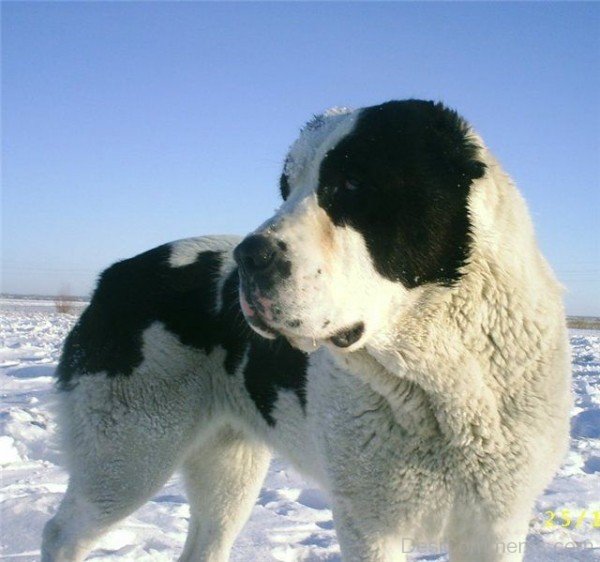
(42, 119), (570, 562)
(168, 235), (240, 268)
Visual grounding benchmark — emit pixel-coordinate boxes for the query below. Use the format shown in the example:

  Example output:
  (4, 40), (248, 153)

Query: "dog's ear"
(302, 107), (352, 133)
(279, 158), (292, 200)
(280, 107), (353, 201)
(430, 102), (486, 182)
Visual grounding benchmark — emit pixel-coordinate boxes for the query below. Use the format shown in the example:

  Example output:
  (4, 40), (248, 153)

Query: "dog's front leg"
(178, 426), (271, 562)
(447, 505), (530, 562)
(331, 501), (407, 562)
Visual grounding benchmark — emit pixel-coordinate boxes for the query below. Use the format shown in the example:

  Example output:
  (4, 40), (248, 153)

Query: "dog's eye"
(344, 179), (361, 192)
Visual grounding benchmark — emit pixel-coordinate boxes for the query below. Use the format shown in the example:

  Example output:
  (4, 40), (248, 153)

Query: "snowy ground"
(1, 302), (598, 561)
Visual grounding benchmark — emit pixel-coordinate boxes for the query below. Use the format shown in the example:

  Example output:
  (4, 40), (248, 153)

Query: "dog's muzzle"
(234, 234), (291, 292)
(234, 234), (366, 350)
(234, 234), (292, 337)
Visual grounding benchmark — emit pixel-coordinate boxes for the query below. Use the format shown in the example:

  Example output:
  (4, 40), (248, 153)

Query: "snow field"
(1, 306), (598, 560)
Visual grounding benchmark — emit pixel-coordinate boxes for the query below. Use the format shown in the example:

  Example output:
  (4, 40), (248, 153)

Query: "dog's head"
(235, 100), (486, 352)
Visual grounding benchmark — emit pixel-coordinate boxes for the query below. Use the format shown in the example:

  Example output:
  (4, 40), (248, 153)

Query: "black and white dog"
(42, 100), (571, 562)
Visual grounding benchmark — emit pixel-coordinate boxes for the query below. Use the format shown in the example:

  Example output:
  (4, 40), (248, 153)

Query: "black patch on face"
(56, 242), (308, 427)
(316, 100), (486, 287)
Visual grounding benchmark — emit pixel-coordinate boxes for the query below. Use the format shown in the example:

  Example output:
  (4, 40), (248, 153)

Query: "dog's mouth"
(239, 287), (366, 350)
(329, 322), (365, 348)
(239, 290), (277, 340)
(240, 290), (365, 349)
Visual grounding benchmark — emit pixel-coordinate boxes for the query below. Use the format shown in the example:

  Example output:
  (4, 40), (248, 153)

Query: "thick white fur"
(42, 116), (571, 562)
(327, 141), (572, 560)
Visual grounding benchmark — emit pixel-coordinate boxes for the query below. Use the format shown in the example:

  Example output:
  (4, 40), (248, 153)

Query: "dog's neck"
(336, 148), (566, 448)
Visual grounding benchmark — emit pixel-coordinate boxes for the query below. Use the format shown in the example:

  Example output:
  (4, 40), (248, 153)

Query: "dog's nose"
(234, 235), (279, 274)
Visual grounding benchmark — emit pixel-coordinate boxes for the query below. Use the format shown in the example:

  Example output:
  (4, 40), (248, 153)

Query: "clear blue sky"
(3, 2), (599, 315)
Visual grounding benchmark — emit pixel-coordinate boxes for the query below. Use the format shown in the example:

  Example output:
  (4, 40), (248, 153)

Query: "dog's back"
(42, 235), (308, 562)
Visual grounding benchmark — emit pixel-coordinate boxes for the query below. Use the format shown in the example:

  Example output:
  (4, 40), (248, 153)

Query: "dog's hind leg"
(41, 454), (180, 562)
(41, 382), (197, 562)
(178, 424), (271, 562)
(41, 436), (185, 562)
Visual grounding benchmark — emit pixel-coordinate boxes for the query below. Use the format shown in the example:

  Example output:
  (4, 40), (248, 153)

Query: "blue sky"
(3, 2), (599, 315)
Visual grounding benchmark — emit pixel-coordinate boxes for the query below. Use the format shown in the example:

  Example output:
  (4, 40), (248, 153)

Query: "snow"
(1, 304), (598, 561)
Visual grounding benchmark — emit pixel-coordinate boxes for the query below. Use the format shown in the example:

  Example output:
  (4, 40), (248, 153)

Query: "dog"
(42, 100), (571, 562)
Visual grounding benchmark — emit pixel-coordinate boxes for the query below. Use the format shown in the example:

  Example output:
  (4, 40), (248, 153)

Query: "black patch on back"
(219, 266), (309, 425)
(243, 337), (308, 426)
(219, 267), (253, 375)
(316, 100), (486, 287)
(56, 245), (224, 388)
(57, 242), (308, 426)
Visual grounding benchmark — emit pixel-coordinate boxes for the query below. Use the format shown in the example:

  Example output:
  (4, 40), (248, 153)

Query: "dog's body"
(42, 101), (571, 562)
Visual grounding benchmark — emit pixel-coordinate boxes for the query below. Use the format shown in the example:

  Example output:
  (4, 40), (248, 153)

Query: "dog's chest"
(265, 350), (447, 490)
